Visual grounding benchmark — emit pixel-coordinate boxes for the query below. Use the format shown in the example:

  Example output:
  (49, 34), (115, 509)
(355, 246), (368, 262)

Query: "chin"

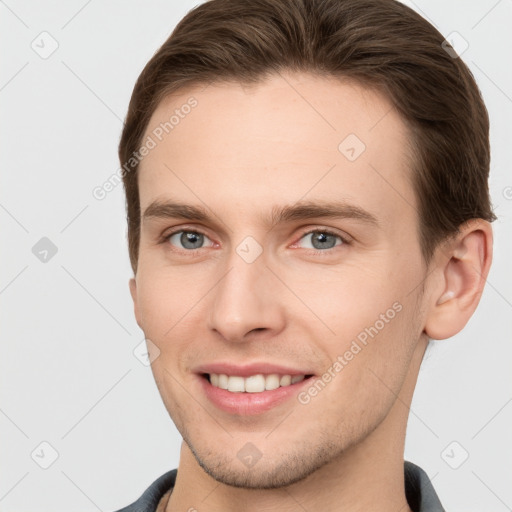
(185, 433), (343, 490)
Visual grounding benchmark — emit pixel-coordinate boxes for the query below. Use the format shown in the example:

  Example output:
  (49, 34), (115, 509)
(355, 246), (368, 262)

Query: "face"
(130, 72), (430, 489)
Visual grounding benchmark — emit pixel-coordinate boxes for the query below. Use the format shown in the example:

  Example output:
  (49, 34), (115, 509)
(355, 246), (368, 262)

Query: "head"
(120, 0), (494, 490)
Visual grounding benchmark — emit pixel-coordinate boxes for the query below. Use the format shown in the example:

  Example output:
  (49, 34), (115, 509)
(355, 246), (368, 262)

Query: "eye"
(166, 230), (215, 251)
(296, 229), (346, 251)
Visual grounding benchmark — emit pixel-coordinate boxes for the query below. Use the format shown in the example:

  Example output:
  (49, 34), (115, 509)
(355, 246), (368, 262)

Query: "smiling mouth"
(201, 373), (315, 393)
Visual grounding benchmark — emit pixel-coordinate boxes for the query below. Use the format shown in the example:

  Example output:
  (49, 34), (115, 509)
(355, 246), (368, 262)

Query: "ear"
(424, 219), (493, 340)
(129, 277), (142, 329)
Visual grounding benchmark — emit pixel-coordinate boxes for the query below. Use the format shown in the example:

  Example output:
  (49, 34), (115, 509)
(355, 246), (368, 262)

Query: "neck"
(166, 337), (428, 512)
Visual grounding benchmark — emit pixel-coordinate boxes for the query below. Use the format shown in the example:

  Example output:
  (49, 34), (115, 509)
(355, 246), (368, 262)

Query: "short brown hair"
(119, 0), (496, 275)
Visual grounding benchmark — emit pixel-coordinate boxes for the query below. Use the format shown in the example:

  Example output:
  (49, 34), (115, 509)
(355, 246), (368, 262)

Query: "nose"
(207, 249), (286, 343)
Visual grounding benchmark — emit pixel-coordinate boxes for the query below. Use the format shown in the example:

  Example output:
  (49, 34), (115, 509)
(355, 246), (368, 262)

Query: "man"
(115, 0), (495, 510)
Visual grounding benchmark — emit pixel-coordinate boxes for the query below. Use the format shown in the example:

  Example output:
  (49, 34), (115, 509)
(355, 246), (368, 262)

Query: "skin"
(128, 71), (493, 511)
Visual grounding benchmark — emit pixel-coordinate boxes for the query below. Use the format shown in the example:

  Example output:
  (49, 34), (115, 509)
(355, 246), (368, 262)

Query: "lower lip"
(198, 375), (314, 416)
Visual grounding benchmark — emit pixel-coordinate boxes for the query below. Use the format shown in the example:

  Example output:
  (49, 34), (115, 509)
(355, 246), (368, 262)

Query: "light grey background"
(1, 1), (511, 510)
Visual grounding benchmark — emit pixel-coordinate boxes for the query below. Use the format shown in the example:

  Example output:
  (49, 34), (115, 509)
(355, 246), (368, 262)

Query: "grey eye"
(299, 231), (343, 250)
(168, 231), (213, 250)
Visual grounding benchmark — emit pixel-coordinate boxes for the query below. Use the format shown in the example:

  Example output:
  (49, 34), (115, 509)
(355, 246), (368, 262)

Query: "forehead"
(137, 72), (416, 228)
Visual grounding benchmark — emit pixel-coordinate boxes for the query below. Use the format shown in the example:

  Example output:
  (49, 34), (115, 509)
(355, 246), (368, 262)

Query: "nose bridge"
(208, 242), (283, 341)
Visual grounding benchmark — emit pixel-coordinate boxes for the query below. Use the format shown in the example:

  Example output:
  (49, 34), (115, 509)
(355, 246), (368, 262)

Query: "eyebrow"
(142, 198), (379, 228)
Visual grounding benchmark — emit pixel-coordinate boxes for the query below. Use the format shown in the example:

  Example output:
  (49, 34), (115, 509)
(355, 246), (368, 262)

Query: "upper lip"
(194, 362), (315, 377)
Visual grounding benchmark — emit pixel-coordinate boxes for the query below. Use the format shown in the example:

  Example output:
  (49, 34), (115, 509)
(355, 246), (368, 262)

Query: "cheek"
(136, 264), (212, 335)
(310, 298), (419, 429)
(302, 255), (422, 386)
(279, 258), (403, 336)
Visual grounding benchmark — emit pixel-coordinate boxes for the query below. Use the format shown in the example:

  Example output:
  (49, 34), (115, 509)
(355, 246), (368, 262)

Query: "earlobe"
(424, 220), (493, 340)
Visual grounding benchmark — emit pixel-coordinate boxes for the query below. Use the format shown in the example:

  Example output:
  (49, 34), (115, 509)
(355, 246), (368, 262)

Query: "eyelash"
(291, 228), (351, 253)
(159, 226), (351, 255)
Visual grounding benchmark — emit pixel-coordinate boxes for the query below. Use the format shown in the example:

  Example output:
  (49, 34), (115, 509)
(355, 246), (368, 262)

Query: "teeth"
(218, 374), (229, 390)
(227, 376), (245, 392)
(280, 375), (292, 386)
(265, 374), (280, 390)
(208, 373), (307, 393)
(245, 374), (265, 392)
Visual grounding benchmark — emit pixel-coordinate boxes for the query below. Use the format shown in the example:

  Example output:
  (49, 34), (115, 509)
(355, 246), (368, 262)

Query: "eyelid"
(291, 226), (353, 247)
(160, 225), (216, 250)
(159, 225), (352, 252)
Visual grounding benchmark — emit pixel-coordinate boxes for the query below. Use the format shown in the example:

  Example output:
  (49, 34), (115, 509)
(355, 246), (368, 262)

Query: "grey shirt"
(114, 461), (445, 511)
